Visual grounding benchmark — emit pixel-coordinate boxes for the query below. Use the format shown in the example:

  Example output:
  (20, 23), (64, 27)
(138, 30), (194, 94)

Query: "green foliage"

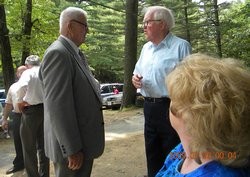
(220, 0), (250, 65)
(80, 1), (126, 83)
(2, 0), (249, 85)
(5, 0), (59, 66)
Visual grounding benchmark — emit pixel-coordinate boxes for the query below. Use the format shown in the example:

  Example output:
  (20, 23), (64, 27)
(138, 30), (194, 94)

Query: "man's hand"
(68, 151), (84, 170)
(1, 118), (8, 130)
(132, 74), (143, 89)
(17, 101), (29, 113)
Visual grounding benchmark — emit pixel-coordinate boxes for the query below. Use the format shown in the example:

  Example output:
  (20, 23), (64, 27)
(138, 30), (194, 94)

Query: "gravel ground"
(0, 107), (147, 177)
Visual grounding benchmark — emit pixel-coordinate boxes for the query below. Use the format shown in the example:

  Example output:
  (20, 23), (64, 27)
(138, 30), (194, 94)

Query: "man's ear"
(160, 22), (168, 31)
(67, 22), (73, 31)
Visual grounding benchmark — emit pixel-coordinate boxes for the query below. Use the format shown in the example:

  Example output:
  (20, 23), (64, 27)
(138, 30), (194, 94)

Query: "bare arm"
(1, 103), (13, 130)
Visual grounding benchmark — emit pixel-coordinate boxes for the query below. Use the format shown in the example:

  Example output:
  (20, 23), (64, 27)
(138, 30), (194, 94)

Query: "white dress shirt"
(17, 66), (43, 105)
(5, 82), (22, 113)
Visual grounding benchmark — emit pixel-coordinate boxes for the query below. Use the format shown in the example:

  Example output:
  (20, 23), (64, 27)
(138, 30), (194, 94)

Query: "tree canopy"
(0, 0), (249, 105)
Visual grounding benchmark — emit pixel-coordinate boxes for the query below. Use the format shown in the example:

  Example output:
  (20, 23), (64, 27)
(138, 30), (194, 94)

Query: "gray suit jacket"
(39, 36), (105, 162)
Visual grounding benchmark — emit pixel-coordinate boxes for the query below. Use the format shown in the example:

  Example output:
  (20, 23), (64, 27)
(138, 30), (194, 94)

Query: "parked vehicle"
(100, 83), (123, 109)
(102, 93), (123, 110)
(0, 89), (6, 107)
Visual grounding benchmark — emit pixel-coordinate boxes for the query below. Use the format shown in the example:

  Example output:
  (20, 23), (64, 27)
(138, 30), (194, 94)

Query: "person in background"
(1, 65), (27, 174)
(132, 6), (191, 177)
(113, 86), (119, 94)
(17, 55), (49, 177)
(39, 7), (104, 177)
(156, 53), (250, 177)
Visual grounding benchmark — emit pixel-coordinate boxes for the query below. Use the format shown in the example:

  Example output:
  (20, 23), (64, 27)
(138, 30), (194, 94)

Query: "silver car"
(100, 83), (123, 109)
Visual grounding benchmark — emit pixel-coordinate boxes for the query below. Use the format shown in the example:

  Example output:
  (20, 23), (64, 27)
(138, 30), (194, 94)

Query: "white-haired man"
(17, 55), (49, 177)
(132, 6), (192, 177)
(39, 7), (104, 177)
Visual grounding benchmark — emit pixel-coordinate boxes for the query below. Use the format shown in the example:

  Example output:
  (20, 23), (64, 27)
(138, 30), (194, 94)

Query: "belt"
(144, 97), (170, 103)
(24, 103), (43, 109)
(13, 112), (22, 115)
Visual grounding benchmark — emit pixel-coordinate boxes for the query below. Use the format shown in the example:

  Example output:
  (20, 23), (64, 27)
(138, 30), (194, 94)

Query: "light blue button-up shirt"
(134, 33), (191, 98)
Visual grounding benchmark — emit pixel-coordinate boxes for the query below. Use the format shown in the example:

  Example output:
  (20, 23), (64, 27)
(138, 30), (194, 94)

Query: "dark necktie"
(78, 50), (102, 101)
(78, 50), (88, 68)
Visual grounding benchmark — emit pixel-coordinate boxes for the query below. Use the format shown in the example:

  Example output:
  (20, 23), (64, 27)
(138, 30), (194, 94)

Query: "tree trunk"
(213, 0), (222, 57)
(0, 2), (15, 91)
(122, 0), (138, 108)
(21, 0), (33, 64)
(184, 0), (191, 43)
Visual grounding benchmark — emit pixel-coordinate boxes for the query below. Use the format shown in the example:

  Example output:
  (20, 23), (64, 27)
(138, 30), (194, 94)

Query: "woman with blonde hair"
(156, 53), (250, 176)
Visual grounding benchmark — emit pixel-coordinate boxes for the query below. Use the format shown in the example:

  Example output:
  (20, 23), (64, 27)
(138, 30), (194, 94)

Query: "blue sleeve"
(156, 143), (183, 177)
(179, 41), (192, 60)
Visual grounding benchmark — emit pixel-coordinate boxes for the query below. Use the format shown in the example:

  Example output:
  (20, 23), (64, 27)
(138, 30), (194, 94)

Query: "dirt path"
(0, 108), (147, 177)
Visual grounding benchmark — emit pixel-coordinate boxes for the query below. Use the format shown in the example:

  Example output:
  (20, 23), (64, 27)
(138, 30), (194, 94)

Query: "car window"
(0, 91), (5, 99)
(116, 85), (123, 92)
(101, 86), (110, 94)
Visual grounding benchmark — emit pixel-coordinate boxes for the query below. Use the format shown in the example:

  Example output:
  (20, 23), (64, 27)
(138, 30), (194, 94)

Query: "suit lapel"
(58, 37), (102, 103)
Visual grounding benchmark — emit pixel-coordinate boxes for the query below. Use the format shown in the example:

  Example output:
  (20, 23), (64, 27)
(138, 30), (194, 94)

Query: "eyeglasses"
(142, 19), (162, 27)
(71, 19), (88, 29)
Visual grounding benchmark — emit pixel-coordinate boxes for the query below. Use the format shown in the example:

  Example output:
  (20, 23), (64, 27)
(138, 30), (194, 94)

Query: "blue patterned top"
(156, 144), (250, 177)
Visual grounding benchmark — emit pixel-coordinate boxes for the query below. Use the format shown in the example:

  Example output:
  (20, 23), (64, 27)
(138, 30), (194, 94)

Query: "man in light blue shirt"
(132, 6), (191, 177)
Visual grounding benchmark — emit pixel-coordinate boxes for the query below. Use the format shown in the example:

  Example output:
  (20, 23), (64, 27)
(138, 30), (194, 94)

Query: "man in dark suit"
(39, 7), (105, 177)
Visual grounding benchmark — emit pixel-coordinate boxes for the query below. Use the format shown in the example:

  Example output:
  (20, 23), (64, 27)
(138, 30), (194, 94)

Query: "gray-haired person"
(132, 6), (192, 177)
(17, 55), (49, 177)
(39, 7), (104, 177)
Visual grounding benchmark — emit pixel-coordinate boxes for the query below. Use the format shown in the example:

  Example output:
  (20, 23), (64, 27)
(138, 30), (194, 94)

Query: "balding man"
(2, 65), (27, 174)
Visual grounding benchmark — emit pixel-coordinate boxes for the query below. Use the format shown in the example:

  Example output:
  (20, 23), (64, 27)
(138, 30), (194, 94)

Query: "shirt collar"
(149, 32), (173, 49)
(161, 32), (173, 48)
(60, 35), (79, 54)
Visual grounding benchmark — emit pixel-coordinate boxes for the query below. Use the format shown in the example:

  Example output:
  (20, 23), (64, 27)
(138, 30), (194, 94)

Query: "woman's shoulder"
(217, 164), (250, 177)
(198, 161), (250, 177)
